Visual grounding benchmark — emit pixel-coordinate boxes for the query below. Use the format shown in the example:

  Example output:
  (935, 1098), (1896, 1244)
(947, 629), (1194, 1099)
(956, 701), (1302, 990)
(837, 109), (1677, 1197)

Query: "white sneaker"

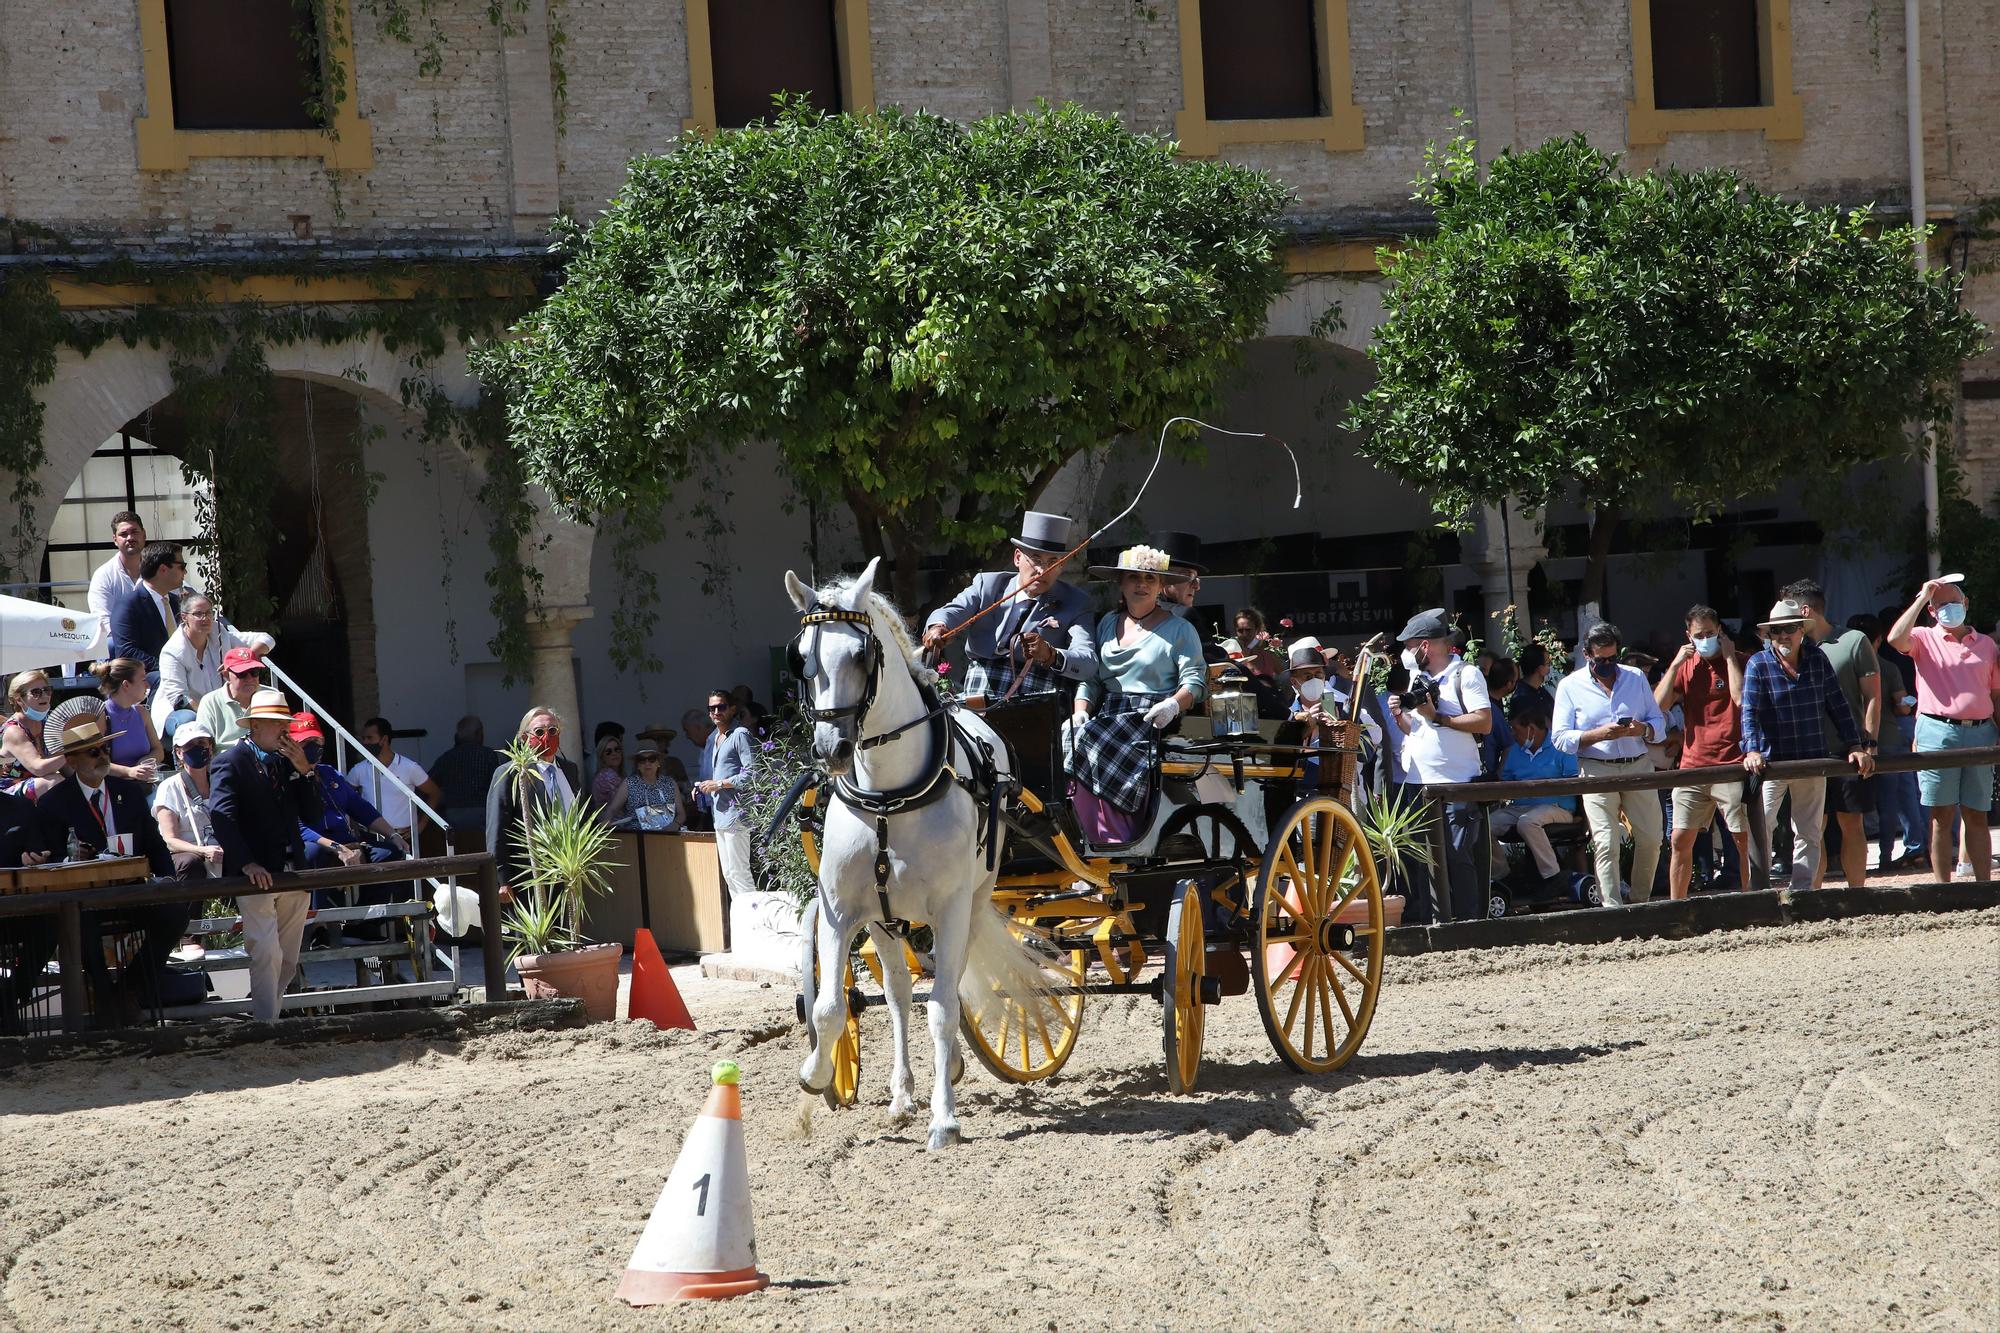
(169, 942), (206, 965)
(1956, 862), (1975, 878)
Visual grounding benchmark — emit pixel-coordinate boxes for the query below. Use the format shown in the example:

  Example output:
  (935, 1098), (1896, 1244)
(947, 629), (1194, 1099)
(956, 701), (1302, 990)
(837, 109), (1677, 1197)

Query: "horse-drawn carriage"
(784, 562), (1388, 1140)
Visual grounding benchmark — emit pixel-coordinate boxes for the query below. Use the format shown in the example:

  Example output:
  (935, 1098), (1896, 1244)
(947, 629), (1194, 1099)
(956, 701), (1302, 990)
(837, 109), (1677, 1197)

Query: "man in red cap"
(289, 713), (412, 943)
(195, 646), (268, 747)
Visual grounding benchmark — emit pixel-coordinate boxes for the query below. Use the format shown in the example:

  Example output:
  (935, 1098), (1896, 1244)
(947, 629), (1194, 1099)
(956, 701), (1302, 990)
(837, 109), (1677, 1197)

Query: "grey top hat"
(1397, 608), (1452, 642)
(1012, 511), (1074, 556)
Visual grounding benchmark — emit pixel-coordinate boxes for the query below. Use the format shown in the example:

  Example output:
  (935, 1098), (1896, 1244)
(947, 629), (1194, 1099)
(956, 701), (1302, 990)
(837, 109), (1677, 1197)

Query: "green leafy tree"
(1349, 131), (1987, 609)
(476, 102), (1291, 609)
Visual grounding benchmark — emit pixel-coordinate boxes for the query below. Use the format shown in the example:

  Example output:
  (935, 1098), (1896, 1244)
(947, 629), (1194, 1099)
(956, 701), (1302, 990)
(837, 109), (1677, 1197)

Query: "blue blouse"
(1079, 611), (1208, 707)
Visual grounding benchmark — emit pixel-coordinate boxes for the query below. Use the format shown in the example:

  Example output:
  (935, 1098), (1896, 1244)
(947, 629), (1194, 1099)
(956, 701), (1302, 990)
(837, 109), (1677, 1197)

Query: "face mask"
(1400, 648), (1420, 675)
(1936, 602), (1967, 629)
(1693, 635), (1720, 659)
(181, 745), (211, 770)
(1590, 657), (1620, 683)
(1774, 641), (1794, 660)
(1297, 676), (1325, 703)
(530, 730), (561, 761)
(23, 705), (47, 723)
(302, 740), (323, 766)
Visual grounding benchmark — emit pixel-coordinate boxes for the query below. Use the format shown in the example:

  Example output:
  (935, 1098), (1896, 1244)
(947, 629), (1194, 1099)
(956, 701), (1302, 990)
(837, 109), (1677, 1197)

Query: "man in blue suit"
(109, 540), (187, 680)
(921, 511), (1096, 701)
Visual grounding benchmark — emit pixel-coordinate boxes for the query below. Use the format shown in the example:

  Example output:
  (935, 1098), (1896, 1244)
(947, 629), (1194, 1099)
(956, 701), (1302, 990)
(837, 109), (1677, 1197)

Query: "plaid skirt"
(1069, 691), (1163, 815)
(965, 652), (1062, 701)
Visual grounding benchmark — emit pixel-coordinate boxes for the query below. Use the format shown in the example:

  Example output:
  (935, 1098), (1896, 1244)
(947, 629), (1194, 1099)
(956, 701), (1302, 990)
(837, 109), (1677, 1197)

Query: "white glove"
(1061, 714), (1082, 767)
(1143, 697), (1181, 730)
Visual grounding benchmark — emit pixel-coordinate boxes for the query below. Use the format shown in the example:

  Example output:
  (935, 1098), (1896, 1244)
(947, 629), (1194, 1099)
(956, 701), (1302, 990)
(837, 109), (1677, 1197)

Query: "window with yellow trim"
(1173, 0), (1363, 157)
(1627, 0), (1801, 145)
(136, 0), (373, 171)
(683, 0), (874, 134)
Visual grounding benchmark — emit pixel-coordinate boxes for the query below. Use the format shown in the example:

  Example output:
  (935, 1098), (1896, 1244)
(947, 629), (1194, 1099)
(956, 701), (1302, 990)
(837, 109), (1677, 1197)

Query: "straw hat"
(635, 722), (677, 748)
(1758, 599), (1810, 630)
(1085, 544), (1192, 583)
(49, 714), (125, 758)
(242, 687), (294, 721)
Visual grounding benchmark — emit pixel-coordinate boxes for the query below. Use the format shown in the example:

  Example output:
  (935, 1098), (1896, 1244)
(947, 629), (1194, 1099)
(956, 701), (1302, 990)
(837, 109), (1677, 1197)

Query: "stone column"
(1467, 501), (1546, 632)
(525, 607), (591, 765)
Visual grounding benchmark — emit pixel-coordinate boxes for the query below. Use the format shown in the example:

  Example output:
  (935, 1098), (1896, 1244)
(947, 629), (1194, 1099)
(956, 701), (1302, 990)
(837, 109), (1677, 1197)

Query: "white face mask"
(1400, 647), (1420, 675)
(1297, 676), (1325, 703)
(1936, 601), (1968, 629)
(1693, 635), (1720, 659)
(1774, 640), (1794, 660)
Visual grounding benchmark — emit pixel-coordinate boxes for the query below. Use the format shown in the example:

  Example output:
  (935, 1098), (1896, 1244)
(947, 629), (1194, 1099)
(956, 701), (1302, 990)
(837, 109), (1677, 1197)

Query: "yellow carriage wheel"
(1250, 796), (1385, 1074)
(960, 918), (1087, 1084)
(798, 900), (863, 1109)
(1160, 880), (1207, 1093)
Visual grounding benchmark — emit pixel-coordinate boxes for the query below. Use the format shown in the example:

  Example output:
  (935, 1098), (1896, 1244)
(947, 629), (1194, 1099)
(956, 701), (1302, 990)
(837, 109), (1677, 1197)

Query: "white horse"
(785, 557), (1057, 1150)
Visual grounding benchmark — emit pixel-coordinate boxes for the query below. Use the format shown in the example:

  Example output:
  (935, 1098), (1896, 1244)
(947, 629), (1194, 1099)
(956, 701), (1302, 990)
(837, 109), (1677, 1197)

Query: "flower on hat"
(1118, 545), (1171, 573)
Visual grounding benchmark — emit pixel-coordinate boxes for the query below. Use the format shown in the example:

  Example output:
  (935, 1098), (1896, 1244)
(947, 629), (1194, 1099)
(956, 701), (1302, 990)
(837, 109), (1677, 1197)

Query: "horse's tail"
(958, 902), (1067, 1030)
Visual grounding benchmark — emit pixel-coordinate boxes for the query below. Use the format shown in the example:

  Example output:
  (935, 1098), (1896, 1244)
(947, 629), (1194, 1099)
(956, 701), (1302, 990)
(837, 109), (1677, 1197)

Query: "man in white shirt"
(348, 716), (442, 841)
(1385, 609), (1493, 923)
(1552, 622), (1671, 905)
(86, 511), (148, 619)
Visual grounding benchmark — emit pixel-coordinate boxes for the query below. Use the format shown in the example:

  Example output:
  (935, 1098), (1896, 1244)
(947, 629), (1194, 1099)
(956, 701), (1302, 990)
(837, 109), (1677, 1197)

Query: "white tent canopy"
(0, 594), (108, 677)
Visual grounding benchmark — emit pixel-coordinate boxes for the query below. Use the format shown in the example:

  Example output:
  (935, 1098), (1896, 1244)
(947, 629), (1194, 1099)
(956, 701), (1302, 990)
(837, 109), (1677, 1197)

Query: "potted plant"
(1354, 788), (1434, 928)
(500, 737), (623, 1020)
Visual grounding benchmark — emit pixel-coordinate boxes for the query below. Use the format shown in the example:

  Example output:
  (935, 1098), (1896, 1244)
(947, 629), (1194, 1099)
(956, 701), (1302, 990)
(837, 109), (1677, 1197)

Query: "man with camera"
(1553, 622), (1671, 905)
(1385, 609), (1493, 922)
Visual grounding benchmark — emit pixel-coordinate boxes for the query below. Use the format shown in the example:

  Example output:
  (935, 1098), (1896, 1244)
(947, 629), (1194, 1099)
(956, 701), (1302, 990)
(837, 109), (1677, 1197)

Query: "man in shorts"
(1654, 604), (1750, 896)
(1887, 577), (2000, 883)
(1784, 580), (1879, 887)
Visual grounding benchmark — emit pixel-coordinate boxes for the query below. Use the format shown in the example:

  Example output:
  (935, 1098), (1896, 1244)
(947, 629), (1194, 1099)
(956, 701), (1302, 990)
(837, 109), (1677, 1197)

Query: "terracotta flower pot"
(514, 940), (623, 1021)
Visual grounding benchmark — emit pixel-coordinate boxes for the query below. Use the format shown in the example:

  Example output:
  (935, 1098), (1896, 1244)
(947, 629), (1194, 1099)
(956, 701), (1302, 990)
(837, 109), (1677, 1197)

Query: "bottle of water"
(65, 828), (84, 864)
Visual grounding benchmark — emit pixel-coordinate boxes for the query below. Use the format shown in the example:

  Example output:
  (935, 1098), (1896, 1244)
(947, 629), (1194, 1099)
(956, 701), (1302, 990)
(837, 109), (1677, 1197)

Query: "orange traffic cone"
(628, 928), (695, 1030)
(616, 1060), (771, 1305)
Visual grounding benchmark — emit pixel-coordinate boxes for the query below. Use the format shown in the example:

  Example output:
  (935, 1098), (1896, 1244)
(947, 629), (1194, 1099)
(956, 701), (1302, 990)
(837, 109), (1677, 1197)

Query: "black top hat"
(1148, 531), (1207, 575)
(1012, 511), (1075, 556)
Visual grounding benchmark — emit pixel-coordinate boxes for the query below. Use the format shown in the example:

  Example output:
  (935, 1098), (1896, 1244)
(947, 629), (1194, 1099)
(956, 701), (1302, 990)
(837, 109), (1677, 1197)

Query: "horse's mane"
(824, 577), (924, 669)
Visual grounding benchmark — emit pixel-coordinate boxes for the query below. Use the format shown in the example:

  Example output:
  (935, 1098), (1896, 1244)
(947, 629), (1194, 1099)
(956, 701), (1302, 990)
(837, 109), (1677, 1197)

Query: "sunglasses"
(707, 703), (729, 712)
(20, 685), (50, 698)
(529, 725), (559, 737)
(1767, 626), (1804, 638)
(73, 745), (109, 760)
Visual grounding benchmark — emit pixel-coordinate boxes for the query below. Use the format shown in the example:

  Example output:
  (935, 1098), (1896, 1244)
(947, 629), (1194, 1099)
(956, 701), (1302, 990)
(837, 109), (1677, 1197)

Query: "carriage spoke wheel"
(960, 918), (1086, 1084)
(1155, 803), (1258, 924)
(1250, 796), (1385, 1074)
(1160, 880), (1207, 1093)
(798, 900), (862, 1109)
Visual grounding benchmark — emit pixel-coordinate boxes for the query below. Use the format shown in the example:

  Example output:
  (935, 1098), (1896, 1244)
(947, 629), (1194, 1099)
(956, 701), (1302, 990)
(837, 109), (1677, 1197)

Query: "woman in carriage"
(1065, 545), (1207, 843)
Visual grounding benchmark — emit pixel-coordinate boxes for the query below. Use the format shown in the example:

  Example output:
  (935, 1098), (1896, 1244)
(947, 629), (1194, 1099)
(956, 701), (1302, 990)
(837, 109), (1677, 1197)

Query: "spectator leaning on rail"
(1785, 579), (1880, 888)
(1655, 605), (1752, 899)
(152, 591), (274, 747)
(1386, 608), (1493, 923)
(1741, 600), (1875, 892)
(1887, 576), (2000, 884)
(1552, 622), (1670, 906)
(209, 688), (325, 1023)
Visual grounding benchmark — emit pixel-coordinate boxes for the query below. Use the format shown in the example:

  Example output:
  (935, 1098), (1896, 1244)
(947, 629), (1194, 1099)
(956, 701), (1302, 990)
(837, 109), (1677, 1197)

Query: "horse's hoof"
(926, 1125), (961, 1151)
(798, 1073), (829, 1096)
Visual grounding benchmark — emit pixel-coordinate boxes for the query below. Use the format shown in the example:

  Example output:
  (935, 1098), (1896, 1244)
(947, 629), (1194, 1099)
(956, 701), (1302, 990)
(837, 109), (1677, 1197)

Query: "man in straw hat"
(210, 687), (325, 1022)
(39, 713), (185, 1021)
(1742, 599), (1874, 892)
(923, 510), (1096, 702)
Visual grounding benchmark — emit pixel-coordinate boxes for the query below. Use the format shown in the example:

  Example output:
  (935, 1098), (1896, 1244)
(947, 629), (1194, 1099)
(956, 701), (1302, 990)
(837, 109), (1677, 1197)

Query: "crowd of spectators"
(1310, 571), (1997, 922)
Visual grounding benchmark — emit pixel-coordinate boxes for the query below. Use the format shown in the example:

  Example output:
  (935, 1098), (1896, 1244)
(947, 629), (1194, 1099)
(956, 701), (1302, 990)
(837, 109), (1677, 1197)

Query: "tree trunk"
(1579, 504), (1619, 618)
(888, 531), (925, 621)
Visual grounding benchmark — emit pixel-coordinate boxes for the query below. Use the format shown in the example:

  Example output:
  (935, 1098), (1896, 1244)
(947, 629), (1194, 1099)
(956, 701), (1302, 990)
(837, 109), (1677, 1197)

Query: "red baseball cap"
(288, 711), (324, 742)
(221, 647), (264, 675)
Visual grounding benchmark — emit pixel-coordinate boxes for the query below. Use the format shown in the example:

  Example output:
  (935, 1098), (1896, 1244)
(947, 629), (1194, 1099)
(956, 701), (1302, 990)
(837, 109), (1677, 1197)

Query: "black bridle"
(790, 607), (883, 728)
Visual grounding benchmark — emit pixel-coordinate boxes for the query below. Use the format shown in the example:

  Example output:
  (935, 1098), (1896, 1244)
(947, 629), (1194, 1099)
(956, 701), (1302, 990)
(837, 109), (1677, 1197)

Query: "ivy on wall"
(0, 257), (544, 678)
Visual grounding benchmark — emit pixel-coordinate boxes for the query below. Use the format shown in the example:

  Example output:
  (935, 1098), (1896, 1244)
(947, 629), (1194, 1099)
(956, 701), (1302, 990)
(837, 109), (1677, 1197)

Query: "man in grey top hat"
(923, 511), (1096, 701)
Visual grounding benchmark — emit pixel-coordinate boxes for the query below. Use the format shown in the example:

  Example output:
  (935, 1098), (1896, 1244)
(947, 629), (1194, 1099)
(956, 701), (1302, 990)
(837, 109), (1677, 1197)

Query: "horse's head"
(784, 556), (885, 775)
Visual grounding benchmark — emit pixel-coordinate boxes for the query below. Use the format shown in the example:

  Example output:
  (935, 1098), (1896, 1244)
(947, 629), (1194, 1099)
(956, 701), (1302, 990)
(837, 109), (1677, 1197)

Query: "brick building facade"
(1, 0), (1992, 758)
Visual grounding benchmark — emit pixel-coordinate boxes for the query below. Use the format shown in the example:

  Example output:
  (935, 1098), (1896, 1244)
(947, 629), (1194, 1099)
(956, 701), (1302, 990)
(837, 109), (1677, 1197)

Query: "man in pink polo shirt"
(1888, 578), (2000, 883)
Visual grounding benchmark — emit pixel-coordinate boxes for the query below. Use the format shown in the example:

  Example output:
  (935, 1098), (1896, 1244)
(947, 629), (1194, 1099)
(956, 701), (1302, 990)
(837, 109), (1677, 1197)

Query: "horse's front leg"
(923, 889), (974, 1150)
(799, 902), (857, 1095)
(867, 923), (917, 1123)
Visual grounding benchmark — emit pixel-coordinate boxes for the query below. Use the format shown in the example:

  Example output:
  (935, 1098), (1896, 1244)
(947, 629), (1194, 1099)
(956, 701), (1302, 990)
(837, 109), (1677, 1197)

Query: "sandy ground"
(2, 908), (1995, 1332)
